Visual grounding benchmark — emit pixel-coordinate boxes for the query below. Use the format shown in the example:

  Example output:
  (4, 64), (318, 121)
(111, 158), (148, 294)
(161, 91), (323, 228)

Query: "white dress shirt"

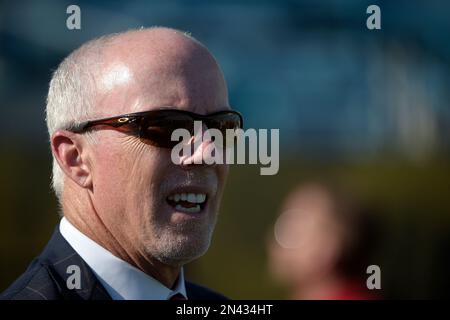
(59, 217), (187, 300)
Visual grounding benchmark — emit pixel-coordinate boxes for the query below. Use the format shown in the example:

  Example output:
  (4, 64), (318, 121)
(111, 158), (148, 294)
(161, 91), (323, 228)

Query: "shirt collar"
(59, 217), (187, 300)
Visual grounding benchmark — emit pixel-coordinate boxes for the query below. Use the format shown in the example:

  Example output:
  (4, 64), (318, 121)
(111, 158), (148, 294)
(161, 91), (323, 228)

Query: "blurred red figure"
(268, 181), (379, 300)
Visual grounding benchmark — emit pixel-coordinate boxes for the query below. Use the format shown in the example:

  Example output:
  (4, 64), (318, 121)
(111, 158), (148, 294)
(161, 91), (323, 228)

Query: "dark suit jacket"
(0, 226), (227, 300)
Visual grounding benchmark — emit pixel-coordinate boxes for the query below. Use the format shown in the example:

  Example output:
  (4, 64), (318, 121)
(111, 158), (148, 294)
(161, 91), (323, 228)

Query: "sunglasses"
(68, 108), (243, 149)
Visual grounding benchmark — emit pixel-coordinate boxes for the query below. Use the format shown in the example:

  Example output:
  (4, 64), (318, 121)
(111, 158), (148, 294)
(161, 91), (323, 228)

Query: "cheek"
(90, 138), (170, 209)
(125, 150), (171, 206)
(216, 164), (230, 188)
(91, 142), (129, 200)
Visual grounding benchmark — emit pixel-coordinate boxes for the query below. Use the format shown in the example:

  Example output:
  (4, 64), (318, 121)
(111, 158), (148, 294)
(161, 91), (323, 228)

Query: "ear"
(51, 130), (93, 190)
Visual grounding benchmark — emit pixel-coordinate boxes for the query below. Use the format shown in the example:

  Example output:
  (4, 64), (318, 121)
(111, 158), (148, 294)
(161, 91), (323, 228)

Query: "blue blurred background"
(1, 0), (449, 298)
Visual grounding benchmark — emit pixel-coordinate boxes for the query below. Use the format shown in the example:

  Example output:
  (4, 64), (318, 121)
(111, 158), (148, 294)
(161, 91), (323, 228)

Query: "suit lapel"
(39, 227), (112, 300)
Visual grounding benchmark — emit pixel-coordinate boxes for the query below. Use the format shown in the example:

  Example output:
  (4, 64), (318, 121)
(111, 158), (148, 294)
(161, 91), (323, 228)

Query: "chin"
(145, 231), (213, 267)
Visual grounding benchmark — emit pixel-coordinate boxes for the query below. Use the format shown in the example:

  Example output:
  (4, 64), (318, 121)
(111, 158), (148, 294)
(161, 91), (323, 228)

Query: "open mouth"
(166, 192), (207, 214)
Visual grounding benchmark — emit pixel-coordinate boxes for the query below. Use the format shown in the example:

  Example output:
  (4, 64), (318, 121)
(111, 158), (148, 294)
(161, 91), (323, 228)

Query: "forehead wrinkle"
(133, 59), (229, 114)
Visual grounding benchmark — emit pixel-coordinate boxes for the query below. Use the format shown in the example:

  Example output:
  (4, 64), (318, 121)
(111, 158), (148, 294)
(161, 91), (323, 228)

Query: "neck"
(61, 188), (181, 289)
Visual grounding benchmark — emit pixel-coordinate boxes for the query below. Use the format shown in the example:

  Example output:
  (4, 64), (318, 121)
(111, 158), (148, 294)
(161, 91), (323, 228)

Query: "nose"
(179, 123), (218, 168)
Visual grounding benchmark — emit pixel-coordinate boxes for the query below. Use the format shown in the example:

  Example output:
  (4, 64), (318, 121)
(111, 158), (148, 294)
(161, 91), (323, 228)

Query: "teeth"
(167, 192), (207, 204)
(187, 193), (196, 202)
(196, 194), (206, 203)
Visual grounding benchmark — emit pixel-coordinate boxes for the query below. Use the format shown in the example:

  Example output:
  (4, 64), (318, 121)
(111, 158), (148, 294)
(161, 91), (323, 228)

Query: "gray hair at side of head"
(45, 27), (197, 201)
(45, 33), (119, 200)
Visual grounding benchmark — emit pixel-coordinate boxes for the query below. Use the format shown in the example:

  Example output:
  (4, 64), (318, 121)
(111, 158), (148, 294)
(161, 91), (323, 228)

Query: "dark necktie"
(169, 293), (187, 300)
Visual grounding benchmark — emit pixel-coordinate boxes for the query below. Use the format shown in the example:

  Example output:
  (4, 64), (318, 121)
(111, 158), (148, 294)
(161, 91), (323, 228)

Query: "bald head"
(93, 27), (229, 117)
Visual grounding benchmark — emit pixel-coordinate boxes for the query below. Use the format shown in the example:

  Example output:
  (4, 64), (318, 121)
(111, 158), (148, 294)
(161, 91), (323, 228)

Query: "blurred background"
(1, 0), (449, 299)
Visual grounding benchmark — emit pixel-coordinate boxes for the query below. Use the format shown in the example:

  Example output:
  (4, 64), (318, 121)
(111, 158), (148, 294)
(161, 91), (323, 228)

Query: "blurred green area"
(1, 146), (449, 299)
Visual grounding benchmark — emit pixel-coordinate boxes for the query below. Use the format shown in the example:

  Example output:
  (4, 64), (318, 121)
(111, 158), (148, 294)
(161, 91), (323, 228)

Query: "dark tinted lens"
(138, 110), (242, 149)
(206, 112), (242, 149)
(140, 112), (193, 148)
(208, 113), (242, 132)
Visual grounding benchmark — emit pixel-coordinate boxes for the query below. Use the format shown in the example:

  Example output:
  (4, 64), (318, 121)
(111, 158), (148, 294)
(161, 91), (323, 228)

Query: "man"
(1, 27), (239, 300)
